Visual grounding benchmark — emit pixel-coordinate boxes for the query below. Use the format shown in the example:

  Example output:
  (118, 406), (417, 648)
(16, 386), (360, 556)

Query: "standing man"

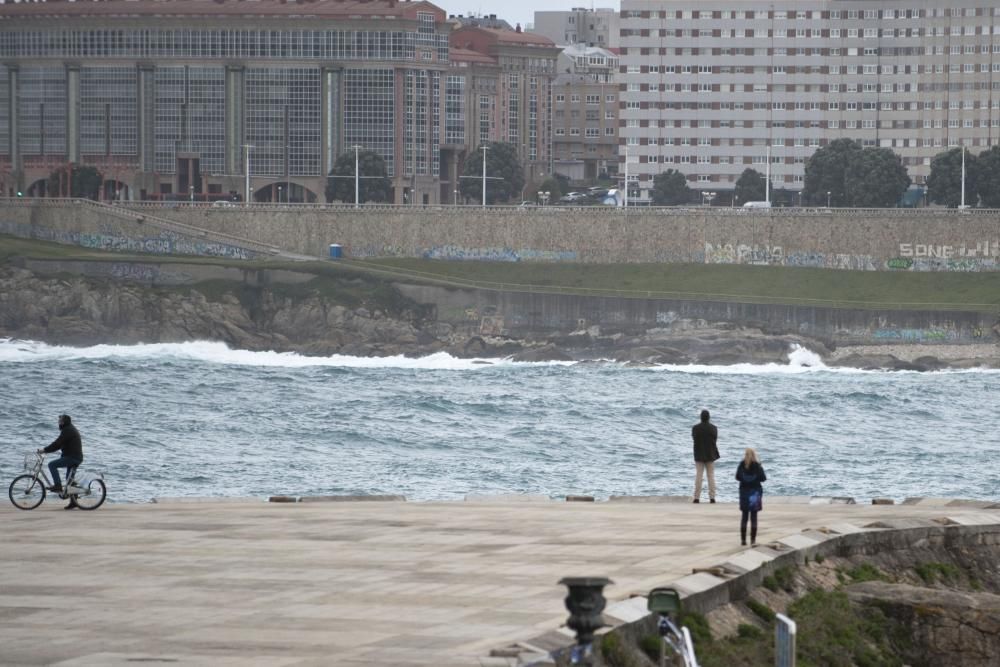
(40, 414), (83, 510)
(691, 409), (720, 503)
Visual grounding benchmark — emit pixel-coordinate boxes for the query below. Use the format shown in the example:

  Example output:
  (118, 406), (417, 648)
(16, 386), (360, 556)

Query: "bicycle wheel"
(9, 475), (46, 510)
(73, 479), (107, 511)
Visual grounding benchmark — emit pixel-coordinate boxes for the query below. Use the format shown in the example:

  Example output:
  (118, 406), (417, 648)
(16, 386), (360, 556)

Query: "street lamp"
(277, 185), (283, 204)
(453, 189), (459, 205)
(480, 145), (489, 208)
(826, 191), (831, 208)
(243, 143), (254, 205)
(351, 144), (363, 209)
(797, 190), (803, 207)
(541, 190), (550, 206)
(702, 190), (716, 206)
(189, 185), (194, 203)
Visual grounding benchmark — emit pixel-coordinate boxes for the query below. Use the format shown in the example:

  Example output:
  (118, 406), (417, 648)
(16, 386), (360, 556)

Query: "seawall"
(3, 199), (1000, 271)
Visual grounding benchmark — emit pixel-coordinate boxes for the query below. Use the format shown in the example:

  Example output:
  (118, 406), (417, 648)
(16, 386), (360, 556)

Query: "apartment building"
(618, 0), (1000, 203)
(552, 44), (620, 181)
(531, 8), (620, 49)
(450, 25), (560, 186)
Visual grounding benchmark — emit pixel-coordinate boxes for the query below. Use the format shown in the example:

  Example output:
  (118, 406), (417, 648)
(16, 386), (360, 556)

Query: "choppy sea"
(1, 339), (997, 504)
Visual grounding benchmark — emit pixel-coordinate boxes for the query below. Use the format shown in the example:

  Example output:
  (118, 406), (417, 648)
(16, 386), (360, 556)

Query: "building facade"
(450, 26), (559, 189)
(0, 0), (458, 204)
(552, 44), (620, 181)
(531, 8), (620, 49)
(619, 0), (1000, 203)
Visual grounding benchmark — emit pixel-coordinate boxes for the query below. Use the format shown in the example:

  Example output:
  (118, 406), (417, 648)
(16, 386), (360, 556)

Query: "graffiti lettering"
(887, 257), (913, 270)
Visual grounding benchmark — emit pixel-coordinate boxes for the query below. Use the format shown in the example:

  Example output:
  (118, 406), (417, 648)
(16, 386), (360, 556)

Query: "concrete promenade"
(2, 497), (999, 666)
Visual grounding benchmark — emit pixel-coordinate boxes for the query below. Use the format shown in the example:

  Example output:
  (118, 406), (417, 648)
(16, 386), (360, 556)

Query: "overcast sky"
(435, 0), (618, 32)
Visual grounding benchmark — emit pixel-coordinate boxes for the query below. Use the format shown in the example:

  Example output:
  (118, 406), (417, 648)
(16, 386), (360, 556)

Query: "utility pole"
(765, 145), (771, 205)
(624, 144), (629, 209)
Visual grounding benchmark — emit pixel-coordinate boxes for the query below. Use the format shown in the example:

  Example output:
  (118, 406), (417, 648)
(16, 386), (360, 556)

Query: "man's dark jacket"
(691, 421), (719, 462)
(43, 421), (83, 461)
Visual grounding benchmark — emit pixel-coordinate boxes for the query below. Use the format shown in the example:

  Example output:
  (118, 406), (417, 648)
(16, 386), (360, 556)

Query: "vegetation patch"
(746, 598), (776, 623)
(845, 563), (889, 584)
(914, 562), (961, 585)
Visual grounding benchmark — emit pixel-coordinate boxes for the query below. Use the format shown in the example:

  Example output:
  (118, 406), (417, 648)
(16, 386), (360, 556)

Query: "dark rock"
(510, 345), (574, 362)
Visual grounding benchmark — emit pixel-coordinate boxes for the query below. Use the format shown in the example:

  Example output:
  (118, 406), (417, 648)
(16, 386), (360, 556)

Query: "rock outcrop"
(1, 265), (997, 369)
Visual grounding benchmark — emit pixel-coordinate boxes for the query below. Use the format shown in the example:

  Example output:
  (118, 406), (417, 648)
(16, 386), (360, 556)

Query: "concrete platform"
(1, 499), (998, 666)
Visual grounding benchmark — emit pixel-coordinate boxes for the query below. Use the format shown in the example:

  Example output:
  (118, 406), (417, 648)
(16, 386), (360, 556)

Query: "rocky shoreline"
(1, 265), (997, 370)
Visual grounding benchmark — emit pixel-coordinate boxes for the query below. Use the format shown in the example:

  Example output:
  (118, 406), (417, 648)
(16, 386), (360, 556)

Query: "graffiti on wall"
(0, 220), (255, 260)
(704, 242), (784, 265)
(422, 245), (578, 262)
(891, 241), (1000, 272)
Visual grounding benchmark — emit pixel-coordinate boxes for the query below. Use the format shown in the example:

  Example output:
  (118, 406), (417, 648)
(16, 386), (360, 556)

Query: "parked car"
(211, 200), (236, 208)
(559, 191), (587, 203)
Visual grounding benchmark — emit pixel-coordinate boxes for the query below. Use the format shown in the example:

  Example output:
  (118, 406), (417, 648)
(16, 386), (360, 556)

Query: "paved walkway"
(1, 498), (998, 666)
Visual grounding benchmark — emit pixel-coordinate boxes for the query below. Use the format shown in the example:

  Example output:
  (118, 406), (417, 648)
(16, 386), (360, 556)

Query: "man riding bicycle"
(39, 414), (83, 510)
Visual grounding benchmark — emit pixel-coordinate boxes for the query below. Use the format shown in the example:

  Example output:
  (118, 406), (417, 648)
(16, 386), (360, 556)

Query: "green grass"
(355, 257), (1000, 311)
(5, 233), (1000, 312)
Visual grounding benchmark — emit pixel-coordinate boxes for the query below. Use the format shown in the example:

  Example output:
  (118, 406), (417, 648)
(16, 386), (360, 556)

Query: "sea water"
(1, 339), (997, 504)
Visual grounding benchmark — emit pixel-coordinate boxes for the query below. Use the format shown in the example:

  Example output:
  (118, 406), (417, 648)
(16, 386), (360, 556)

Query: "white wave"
(2, 338), (994, 374)
(0, 338), (574, 370)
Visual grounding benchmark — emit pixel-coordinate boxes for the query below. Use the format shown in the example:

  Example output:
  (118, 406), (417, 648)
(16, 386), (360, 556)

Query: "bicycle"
(8, 451), (107, 511)
(647, 587), (699, 667)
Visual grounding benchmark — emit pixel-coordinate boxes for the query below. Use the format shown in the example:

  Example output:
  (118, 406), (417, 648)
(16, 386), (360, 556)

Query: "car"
(558, 192), (587, 203)
(211, 200), (236, 208)
(742, 200), (772, 209)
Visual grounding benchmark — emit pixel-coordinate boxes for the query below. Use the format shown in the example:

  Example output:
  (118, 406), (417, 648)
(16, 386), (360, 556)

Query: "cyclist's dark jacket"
(43, 421), (83, 461)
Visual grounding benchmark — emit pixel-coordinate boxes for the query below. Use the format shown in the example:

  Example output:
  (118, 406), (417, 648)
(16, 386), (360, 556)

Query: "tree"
(733, 168), (766, 205)
(802, 138), (862, 206)
(974, 146), (1000, 208)
(325, 150), (391, 204)
(650, 169), (691, 206)
(47, 164), (102, 200)
(535, 176), (563, 202)
(843, 147), (911, 208)
(927, 148), (979, 208)
(459, 142), (524, 204)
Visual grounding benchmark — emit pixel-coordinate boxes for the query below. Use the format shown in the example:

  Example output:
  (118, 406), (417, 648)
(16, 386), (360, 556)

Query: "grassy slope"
(3, 234), (999, 312)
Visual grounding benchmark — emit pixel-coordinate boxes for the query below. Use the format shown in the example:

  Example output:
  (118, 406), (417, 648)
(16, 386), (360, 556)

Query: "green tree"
(650, 169), (691, 205)
(843, 147), (911, 207)
(733, 168), (766, 205)
(803, 138), (863, 206)
(974, 145), (1000, 208)
(459, 143), (524, 204)
(927, 148), (980, 208)
(47, 164), (102, 200)
(535, 176), (563, 202)
(325, 150), (391, 204)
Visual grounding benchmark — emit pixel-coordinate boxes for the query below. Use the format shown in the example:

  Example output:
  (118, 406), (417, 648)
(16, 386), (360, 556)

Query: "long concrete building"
(618, 0), (1000, 203)
(0, 0), (557, 205)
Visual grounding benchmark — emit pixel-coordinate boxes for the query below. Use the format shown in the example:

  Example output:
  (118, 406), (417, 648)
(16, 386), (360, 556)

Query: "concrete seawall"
(3, 199), (1000, 271)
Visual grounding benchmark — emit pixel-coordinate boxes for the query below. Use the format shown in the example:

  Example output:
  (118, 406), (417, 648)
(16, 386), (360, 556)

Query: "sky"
(433, 0), (618, 32)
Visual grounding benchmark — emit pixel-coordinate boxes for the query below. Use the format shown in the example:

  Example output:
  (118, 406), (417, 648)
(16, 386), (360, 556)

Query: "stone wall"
(140, 203), (1000, 271)
(3, 200), (1000, 271)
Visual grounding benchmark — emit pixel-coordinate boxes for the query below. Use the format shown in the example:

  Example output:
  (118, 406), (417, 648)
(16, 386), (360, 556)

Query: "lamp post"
(243, 143), (254, 205)
(189, 185), (194, 204)
(351, 144), (363, 209)
(541, 190), (550, 206)
(703, 190), (716, 207)
(623, 144), (629, 209)
(453, 188), (459, 205)
(797, 190), (803, 207)
(826, 190), (831, 208)
(480, 145), (489, 208)
(277, 185), (283, 204)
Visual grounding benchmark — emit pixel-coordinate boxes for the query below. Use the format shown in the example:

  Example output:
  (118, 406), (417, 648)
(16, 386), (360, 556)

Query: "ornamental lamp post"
(827, 191), (831, 208)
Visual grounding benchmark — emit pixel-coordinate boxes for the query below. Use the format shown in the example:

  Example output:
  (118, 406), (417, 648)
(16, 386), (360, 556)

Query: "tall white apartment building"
(619, 1), (1000, 203)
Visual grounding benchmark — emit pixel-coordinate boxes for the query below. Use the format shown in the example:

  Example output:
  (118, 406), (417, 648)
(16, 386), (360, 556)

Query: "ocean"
(1, 339), (997, 504)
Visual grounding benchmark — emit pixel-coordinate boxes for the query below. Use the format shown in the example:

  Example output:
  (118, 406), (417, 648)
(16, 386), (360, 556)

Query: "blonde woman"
(735, 448), (767, 546)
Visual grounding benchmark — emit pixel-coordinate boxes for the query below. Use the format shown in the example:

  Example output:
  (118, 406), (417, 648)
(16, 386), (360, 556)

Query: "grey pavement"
(1, 498), (998, 666)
